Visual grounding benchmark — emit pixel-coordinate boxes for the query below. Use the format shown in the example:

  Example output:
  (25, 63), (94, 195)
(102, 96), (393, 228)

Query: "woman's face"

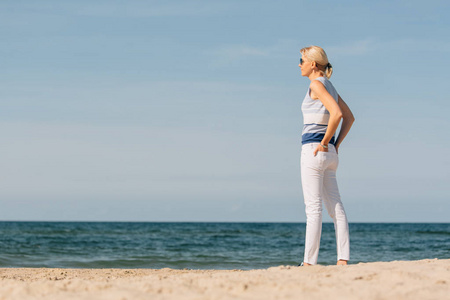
(299, 54), (313, 77)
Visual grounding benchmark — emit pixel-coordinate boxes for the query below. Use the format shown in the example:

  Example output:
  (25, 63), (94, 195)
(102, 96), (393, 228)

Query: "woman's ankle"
(337, 259), (348, 265)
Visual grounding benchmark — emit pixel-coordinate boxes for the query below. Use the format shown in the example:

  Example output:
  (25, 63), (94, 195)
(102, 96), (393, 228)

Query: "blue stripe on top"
(302, 133), (336, 145)
(301, 77), (339, 145)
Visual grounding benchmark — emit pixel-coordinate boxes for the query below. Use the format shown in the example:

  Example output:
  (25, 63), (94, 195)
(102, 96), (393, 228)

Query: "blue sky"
(1, 0), (449, 222)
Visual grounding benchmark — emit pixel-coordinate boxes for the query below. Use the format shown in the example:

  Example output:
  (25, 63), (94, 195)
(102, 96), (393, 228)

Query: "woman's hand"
(335, 143), (340, 154)
(313, 144), (328, 156)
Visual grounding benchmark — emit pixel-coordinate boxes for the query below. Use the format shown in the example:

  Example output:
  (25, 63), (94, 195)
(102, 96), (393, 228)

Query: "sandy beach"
(0, 259), (448, 300)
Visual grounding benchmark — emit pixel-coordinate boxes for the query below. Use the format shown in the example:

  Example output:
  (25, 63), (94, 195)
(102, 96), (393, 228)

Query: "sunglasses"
(299, 58), (305, 65)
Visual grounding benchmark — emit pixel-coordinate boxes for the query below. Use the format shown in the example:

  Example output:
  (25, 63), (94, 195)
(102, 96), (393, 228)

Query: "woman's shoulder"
(309, 77), (338, 100)
(309, 78), (326, 89)
(313, 76), (336, 89)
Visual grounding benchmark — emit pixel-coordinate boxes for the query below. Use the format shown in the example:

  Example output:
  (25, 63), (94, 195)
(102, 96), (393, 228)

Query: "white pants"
(301, 142), (350, 265)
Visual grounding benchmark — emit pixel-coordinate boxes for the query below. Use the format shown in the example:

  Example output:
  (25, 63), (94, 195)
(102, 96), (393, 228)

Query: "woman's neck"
(308, 71), (324, 81)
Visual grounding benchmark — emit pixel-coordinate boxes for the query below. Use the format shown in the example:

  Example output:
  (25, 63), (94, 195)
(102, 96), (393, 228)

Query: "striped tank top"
(301, 76), (339, 145)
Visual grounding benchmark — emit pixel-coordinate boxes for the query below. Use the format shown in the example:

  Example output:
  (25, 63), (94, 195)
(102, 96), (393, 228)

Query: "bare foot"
(303, 262), (313, 266)
(337, 260), (348, 266)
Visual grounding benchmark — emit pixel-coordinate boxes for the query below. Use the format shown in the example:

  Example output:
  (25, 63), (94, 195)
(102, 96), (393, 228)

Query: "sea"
(0, 222), (448, 270)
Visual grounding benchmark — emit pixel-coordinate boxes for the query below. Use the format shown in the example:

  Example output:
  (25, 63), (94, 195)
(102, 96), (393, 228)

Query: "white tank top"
(301, 77), (339, 145)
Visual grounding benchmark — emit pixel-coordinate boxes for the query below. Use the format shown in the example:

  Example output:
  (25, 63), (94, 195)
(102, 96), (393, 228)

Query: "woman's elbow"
(343, 112), (355, 123)
(332, 111), (343, 120)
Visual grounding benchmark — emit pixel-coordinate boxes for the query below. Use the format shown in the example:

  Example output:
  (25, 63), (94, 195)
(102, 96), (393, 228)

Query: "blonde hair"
(300, 45), (333, 79)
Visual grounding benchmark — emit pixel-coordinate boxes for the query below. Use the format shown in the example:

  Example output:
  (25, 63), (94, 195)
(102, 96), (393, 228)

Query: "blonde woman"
(298, 46), (355, 266)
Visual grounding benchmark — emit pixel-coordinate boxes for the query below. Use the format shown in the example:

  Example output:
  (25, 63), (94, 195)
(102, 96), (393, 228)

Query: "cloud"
(327, 37), (450, 57)
(208, 44), (270, 66)
(0, 1), (230, 18)
(385, 38), (450, 52)
(75, 1), (231, 17)
(207, 39), (299, 66)
(327, 38), (376, 56)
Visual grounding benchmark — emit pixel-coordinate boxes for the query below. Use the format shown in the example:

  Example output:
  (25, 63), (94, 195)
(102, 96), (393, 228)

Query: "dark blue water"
(0, 222), (448, 269)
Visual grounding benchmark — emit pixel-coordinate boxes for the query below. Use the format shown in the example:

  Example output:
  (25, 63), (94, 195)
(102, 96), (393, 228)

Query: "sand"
(0, 259), (449, 300)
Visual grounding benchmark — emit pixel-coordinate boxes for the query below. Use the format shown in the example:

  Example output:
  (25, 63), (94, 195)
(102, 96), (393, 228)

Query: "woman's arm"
(309, 80), (342, 156)
(334, 94), (355, 153)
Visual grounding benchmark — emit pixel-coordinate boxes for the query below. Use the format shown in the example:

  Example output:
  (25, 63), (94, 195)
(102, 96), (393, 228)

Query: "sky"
(1, 0), (449, 222)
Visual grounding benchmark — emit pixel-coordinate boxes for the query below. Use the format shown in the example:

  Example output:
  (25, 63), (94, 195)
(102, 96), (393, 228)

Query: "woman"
(298, 46), (355, 266)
